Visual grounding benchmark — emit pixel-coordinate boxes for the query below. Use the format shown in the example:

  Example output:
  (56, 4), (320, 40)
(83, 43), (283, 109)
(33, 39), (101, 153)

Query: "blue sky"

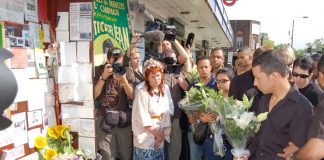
(225, 0), (324, 49)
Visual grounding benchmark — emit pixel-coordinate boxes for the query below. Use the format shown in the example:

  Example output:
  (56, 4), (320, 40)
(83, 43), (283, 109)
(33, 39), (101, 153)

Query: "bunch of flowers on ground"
(34, 125), (93, 160)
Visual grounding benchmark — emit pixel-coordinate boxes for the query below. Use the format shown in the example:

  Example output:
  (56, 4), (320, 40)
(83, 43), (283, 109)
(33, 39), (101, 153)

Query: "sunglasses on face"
(217, 79), (230, 83)
(291, 71), (309, 79)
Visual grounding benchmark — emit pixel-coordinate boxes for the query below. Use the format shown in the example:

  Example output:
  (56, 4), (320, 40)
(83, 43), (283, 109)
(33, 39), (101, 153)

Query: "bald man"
(236, 46), (253, 75)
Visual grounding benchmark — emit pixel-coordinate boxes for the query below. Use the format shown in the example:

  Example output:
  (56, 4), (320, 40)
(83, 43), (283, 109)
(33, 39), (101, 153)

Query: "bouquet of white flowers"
(178, 83), (213, 112)
(179, 83), (226, 156)
(221, 95), (268, 159)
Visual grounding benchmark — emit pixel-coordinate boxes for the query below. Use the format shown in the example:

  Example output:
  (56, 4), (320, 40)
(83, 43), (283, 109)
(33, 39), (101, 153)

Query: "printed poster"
(11, 48), (28, 69)
(93, 0), (130, 66)
(70, 2), (92, 41)
(24, 0), (39, 22)
(0, 0), (24, 24)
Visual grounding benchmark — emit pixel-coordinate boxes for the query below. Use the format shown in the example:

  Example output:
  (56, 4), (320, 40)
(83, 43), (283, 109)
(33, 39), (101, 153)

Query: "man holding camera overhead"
(94, 47), (134, 160)
(161, 47), (190, 160)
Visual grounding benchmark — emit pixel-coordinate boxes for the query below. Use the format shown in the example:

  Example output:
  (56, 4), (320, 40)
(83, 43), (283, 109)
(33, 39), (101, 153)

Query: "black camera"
(112, 62), (126, 75)
(164, 57), (181, 75)
(145, 52), (165, 63)
(145, 19), (177, 41)
(109, 48), (126, 75)
(165, 64), (181, 75)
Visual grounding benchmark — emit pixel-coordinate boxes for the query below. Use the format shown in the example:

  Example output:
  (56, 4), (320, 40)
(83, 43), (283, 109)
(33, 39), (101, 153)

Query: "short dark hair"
(216, 67), (235, 80)
(293, 56), (313, 74)
(253, 47), (274, 60)
(318, 54), (324, 74)
(252, 50), (288, 77)
(196, 56), (210, 65)
(107, 47), (123, 59)
(311, 53), (321, 62)
(210, 47), (224, 54)
(238, 46), (252, 55)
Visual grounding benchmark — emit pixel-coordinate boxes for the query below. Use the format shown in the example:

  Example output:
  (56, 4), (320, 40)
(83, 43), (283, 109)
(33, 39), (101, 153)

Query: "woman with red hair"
(132, 58), (173, 160)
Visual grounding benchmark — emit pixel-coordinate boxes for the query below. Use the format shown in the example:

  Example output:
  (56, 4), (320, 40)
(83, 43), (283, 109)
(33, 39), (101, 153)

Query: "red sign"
(223, 0), (237, 6)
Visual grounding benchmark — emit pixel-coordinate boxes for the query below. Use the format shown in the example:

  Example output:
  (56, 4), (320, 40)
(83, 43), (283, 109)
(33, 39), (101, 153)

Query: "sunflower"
(35, 136), (47, 149)
(47, 126), (59, 139)
(55, 125), (69, 139)
(44, 148), (57, 160)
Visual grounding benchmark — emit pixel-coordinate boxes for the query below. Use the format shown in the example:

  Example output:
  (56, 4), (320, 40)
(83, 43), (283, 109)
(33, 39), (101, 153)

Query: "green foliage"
(274, 43), (285, 49)
(242, 94), (254, 110)
(186, 65), (199, 84)
(184, 83), (224, 113)
(304, 38), (324, 54)
(294, 49), (304, 58)
(262, 39), (275, 48)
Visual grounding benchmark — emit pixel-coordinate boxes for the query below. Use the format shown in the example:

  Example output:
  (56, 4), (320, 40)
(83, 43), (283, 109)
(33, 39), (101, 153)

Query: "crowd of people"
(93, 34), (324, 160)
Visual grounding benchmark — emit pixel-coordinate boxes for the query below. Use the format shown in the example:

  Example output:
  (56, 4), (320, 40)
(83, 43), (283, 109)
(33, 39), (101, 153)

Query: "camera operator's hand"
(102, 63), (113, 80)
(114, 74), (128, 85)
(131, 33), (141, 43)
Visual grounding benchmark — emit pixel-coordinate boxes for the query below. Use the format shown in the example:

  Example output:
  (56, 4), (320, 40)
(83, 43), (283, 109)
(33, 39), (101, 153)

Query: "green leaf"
(201, 87), (207, 99)
(194, 83), (203, 87)
(242, 94), (254, 110)
(255, 112), (269, 122)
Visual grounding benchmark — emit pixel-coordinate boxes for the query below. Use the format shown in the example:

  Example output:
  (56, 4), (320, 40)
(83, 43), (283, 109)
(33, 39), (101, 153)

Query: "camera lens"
(112, 62), (126, 75)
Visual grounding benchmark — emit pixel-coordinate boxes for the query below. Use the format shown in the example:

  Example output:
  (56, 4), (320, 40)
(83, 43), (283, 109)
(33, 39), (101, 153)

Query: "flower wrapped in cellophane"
(178, 83), (210, 112)
(221, 95), (268, 159)
(178, 83), (226, 156)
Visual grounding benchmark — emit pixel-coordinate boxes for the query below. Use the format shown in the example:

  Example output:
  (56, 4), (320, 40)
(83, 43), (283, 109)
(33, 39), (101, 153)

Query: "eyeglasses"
(217, 79), (230, 83)
(291, 71), (309, 79)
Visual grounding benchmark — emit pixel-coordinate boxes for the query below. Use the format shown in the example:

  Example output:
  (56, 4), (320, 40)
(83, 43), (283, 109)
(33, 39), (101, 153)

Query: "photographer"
(145, 19), (192, 74)
(159, 39), (192, 74)
(94, 47), (134, 160)
(163, 48), (189, 160)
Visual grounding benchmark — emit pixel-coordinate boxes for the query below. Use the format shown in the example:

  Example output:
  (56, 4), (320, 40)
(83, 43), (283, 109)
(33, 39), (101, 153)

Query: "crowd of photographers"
(94, 20), (324, 160)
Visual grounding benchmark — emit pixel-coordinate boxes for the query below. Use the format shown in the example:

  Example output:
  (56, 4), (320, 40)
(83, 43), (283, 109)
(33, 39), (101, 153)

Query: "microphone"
(186, 32), (195, 48)
(142, 30), (165, 43)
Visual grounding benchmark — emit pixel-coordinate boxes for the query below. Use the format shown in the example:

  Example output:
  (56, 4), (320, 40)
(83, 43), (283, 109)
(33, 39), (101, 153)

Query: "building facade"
(230, 20), (261, 51)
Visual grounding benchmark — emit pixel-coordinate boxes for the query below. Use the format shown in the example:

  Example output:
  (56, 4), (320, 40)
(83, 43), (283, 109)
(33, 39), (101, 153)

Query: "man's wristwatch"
(100, 76), (107, 81)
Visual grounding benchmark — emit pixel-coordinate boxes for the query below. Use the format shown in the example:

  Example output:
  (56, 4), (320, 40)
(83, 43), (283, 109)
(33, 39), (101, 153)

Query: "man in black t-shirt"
(245, 50), (313, 160)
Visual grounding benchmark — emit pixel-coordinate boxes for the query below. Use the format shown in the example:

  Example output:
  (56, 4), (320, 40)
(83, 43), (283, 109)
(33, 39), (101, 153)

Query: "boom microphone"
(186, 32), (195, 48)
(142, 30), (165, 43)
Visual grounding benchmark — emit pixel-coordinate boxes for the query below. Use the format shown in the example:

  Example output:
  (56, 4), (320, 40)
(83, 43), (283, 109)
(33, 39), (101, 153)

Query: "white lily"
(233, 112), (255, 130)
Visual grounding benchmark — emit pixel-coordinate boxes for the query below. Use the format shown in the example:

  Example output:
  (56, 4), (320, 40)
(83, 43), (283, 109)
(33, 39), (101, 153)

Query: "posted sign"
(93, 0), (130, 66)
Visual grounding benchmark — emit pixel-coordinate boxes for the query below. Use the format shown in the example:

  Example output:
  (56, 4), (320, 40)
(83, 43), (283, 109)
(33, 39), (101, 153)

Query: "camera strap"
(104, 79), (123, 111)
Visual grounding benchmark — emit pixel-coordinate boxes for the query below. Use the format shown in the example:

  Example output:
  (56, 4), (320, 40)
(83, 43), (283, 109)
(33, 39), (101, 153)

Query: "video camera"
(145, 19), (177, 42)
(164, 57), (181, 75)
